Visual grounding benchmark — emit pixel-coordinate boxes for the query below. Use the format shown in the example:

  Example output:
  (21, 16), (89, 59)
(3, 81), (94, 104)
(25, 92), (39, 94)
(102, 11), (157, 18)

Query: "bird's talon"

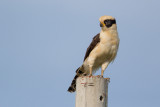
(89, 74), (92, 77)
(97, 75), (101, 77)
(98, 75), (103, 77)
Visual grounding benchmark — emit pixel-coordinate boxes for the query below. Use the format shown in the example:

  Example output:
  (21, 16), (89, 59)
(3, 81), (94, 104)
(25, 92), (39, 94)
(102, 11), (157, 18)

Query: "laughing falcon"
(68, 15), (119, 93)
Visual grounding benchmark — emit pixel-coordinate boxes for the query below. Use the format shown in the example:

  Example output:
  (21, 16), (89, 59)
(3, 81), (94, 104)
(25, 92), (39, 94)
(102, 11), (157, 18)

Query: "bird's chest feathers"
(88, 31), (119, 66)
(98, 32), (118, 56)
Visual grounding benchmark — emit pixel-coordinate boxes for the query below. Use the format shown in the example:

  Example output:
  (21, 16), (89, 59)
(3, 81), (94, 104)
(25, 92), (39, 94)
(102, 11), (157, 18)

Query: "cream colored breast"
(98, 31), (119, 61)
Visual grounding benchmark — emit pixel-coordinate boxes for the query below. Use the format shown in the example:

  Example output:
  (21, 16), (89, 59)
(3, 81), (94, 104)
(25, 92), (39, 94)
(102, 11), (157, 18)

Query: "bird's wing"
(83, 33), (100, 61)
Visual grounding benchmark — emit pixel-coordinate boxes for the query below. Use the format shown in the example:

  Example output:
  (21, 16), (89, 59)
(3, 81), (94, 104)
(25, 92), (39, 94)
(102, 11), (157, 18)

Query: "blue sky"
(0, 0), (160, 107)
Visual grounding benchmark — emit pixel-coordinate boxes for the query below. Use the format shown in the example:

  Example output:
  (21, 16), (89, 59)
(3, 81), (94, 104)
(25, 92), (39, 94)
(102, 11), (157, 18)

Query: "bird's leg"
(88, 57), (94, 76)
(101, 70), (104, 77)
(101, 62), (109, 77)
(89, 67), (93, 76)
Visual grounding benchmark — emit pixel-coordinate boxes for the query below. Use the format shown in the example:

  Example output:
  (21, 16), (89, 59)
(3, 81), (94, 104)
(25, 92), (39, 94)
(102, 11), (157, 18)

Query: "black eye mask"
(104, 19), (116, 28)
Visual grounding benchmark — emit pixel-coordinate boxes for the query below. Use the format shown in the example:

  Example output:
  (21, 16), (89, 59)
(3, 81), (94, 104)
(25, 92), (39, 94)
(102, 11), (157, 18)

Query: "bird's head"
(99, 15), (117, 31)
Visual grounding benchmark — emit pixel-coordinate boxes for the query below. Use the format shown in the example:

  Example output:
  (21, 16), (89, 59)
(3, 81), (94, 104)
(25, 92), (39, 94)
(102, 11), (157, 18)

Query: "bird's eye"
(104, 20), (109, 22)
(104, 19), (116, 28)
(104, 20), (111, 26)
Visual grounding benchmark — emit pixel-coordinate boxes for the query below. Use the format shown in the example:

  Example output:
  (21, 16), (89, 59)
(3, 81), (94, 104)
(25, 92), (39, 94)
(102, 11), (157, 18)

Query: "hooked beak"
(100, 22), (105, 27)
(100, 23), (103, 27)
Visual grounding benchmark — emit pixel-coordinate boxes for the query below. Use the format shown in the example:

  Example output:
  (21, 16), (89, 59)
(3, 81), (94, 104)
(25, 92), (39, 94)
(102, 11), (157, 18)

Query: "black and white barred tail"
(68, 67), (86, 93)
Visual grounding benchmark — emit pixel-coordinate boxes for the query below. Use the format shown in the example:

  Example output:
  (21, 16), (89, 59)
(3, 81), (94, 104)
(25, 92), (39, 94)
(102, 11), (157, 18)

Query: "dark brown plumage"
(68, 67), (85, 92)
(83, 33), (100, 61)
(68, 33), (100, 93)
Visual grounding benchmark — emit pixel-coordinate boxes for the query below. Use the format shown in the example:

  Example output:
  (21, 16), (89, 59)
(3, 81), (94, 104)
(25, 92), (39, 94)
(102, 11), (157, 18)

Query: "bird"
(68, 15), (119, 93)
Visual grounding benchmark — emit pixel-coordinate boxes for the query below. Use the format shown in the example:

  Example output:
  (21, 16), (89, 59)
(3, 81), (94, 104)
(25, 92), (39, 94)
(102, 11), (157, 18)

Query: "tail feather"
(67, 75), (78, 92)
(68, 67), (86, 93)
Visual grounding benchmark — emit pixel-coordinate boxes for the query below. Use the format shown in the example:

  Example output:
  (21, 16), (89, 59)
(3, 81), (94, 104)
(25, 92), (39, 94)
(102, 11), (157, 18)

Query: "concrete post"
(76, 76), (110, 107)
